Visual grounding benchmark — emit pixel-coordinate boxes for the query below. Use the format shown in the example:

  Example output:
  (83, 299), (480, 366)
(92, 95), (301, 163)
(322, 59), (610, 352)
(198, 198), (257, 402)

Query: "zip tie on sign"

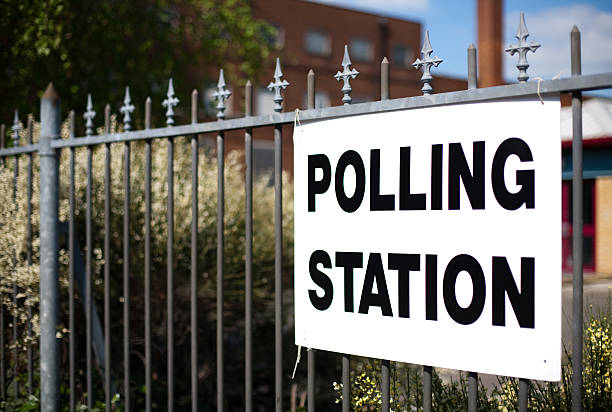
(292, 345), (302, 379)
(294, 108), (302, 128)
(533, 72), (562, 105)
(533, 77), (545, 105)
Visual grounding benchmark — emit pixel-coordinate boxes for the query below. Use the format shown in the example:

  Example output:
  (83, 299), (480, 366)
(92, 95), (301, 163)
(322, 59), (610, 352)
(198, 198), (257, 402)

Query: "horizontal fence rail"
(0, 14), (611, 412)
(42, 72), (612, 149)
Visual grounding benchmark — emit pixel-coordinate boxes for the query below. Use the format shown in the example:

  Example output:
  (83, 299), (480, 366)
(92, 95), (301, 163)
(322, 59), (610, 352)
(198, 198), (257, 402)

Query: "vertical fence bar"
(423, 366), (432, 412)
(39, 82), (61, 412)
(510, 22), (529, 409)
(342, 356), (349, 412)
(212, 71), (229, 412)
(274, 123), (283, 412)
(244, 80), (253, 412)
(0, 121), (4, 402)
(336, 47), (355, 412)
(104, 108), (112, 412)
(144, 97), (152, 412)
(163, 80), (177, 412)
(26, 115), (34, 396)
(68, 111), (76, 412)
(306, 69), (316, 412)
(504, 28), (529, 412)
(217, 128), (225, 412)
(1, 123), (4, 166)
(85, 106), (93, 409)
(124, 135), (131, 411)
(379, 56), (391, 412)
(468, 44), (477, 90)
(381, 366), (390, 410)
(190, 89), (199, 412)
(519, 378), (529, 411)
(380, 57), (389, 100)
(571, 25), (583, 412)
(167, 135), (175, 412)
(267, 58), (288, 412)
(12, 110), (20, 399)
(120, 89), (134, 411)
(466, 45), (478, 412)
(468, 372), (477, 412)
(0, 278), (3, 400)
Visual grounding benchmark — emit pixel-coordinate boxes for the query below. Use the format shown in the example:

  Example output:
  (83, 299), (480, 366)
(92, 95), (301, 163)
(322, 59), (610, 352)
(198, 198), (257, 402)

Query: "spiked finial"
(334, 45), (359, 105)
(11, 110), (20, 147)
(162, 78), (179, 126)
(120, 86), (135, 131)
(412, 31), (443, 95)
(267, 58), (289, 112)
(505, 12), (540, 83)
(213, 69), (232, 119)
(84, 94), (96, 136)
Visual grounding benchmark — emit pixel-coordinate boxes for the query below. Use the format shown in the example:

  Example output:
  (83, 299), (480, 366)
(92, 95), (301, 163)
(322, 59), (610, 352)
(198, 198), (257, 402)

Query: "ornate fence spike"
(12, 109), (20, 146)
(267, 58), (289, 112)
(84, 94), (96, 136)
(505, 12), (540, 83)
(162, 78), (179, 126)
(213, 69), (232, 120)
(120, 86), (135, 132)
(412, 31), (443, 95)
(334, 45), (359, 105)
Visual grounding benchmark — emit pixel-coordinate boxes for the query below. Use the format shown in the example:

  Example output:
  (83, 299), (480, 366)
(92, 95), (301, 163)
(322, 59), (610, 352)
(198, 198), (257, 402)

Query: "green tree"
(0, 0), (274, 129)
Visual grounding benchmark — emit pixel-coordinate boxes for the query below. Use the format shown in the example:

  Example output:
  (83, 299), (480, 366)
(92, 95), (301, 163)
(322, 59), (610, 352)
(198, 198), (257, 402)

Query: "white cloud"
(504, 5), (612, 82)
(307, 0), (429, 16)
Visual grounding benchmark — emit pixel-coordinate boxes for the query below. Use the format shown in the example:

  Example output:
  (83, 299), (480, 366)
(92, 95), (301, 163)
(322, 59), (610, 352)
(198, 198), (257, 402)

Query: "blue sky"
(309, 0), (612, 96)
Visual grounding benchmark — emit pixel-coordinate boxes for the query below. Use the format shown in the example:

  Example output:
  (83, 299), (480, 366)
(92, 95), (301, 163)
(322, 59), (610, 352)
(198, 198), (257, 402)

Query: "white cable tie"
(533, 77), (544, 105)
(292, 345), (302, 380)
(294, 108), (302, 128)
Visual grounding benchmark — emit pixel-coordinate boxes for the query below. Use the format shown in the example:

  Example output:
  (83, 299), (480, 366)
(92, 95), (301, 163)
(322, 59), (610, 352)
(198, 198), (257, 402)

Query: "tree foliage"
(0, 0), (275, 128)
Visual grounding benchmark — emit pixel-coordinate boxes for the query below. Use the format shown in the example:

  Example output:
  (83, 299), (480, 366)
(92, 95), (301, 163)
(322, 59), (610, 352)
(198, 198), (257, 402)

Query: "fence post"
(466, 43), (478, 412)
(306, 69), (316, 412)
(570, 25), (583, 412)
(39, 82), (61, 412)
(380, 56), (390, 412)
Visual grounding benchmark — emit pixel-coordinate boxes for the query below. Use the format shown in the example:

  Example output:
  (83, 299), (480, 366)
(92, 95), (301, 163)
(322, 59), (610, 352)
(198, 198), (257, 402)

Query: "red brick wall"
(477, 0), (504, 87)
(250, 0), (466, 112)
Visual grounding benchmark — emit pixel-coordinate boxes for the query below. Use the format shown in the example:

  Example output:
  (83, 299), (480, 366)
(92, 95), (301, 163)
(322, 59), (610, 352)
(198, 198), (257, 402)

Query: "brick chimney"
(477, 0), (503, 87)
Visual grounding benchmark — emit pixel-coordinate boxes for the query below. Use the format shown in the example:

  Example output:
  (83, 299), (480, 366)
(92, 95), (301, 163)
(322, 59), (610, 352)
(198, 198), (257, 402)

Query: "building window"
(392, 45), (413, 68)
(350, 38), (373, 62)
(562, 179), (595, 271)
(266, 22), (285, 49)
(255, 87), (275, 115)
(305, 30), (331, 56)
(302, 91), (330, 109)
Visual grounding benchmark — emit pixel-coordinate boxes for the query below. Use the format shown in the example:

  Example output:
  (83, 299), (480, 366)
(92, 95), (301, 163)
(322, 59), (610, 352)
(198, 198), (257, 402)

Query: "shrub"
(0, 115), (294, 409)
(333, 302), (612, 411)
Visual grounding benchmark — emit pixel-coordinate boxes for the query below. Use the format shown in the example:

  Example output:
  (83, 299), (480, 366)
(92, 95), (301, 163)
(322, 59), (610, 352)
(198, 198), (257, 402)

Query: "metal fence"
(1, 13), (611, 412)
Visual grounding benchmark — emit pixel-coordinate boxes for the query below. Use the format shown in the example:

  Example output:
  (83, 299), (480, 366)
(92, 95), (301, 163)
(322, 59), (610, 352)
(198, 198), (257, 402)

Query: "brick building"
(216, 0), (467, 175)
(561, 99), (612, 274)
(251, 0), (466, 111)
(220, 0), (612, 275)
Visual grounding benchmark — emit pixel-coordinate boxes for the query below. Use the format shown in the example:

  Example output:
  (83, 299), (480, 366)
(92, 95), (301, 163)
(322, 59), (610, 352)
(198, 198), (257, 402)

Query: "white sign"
(293, 98), (561, 381)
